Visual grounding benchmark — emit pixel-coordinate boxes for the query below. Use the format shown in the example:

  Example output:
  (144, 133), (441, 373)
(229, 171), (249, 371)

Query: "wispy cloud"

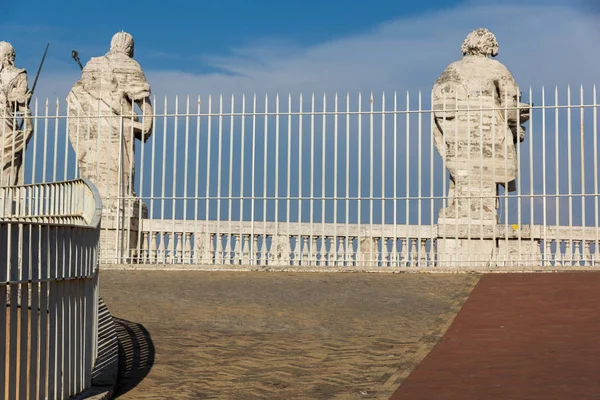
(32, 1), (597, 102)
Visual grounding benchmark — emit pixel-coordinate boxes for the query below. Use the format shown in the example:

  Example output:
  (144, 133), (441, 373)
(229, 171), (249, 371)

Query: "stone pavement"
(98, 270), (478, 399)
(390, 272), (600, 400)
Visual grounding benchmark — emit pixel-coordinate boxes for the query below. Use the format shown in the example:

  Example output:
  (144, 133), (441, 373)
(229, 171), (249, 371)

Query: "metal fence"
(0, 179), (102, 399)
(15, 85), (600, 268)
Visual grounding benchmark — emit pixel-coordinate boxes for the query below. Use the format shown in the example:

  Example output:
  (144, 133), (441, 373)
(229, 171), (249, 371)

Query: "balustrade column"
(184, 233), (192, 264)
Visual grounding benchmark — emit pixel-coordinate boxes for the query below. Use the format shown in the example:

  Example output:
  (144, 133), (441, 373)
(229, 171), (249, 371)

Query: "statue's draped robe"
(0, 66), (31, 186)
(432, 56), (525, 222)
(66, 52), (151, 210)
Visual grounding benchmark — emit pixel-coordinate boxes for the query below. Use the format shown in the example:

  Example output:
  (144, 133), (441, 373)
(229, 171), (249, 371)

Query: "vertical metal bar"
(64, 105), (70, 180)
(369, 92), (374, 266)
(309, 93), (315, 265)
(114, 102), (124, 263)
(417, 91), (423, 265)
(429, 91), (435, 267)
(126, 98), (136, 263)
(205, 95), (212, 264)
(381, 92), (387, 267)
(31, 99), (40, 183)
(345, 94), (350, 266)
(274, 94), (280, 263)
(466, 89), (472, 265)
(42, 99), (50, 183)
(47, 253), (57, 399)
(215, 95), (223, 264)
(83, 269), (92, 389)
(593, 85), (599, 264)
(251, 94), (257, 264)
(322, 93), (327, 266)
(568, 85), (573, 264)
(18, 226), (29, 400)
(137, 97), (150, 263)
(286, 94), (291, 264)
(394, 92), (398, 266)
(216, 95), (223, 264)
(528, 88), (535, 261)
(8, 224), (19, 400)
(405, 92), (410, 266)
(53, 99), (60, 182)
(228, 95), (235, 265)
(171, 96), (180, 263)
(263, 94), (269, 265)
(298, 94), (303, 265)
(334, 93), (339, 265)
(503, 88), (510, 265)
(29, 225), (40, 399)
(39, 227), (48, 398)
(357, 92), (363, 265)
(183, 96), (191, 262)
(161, 97), (168, 262)
(149, 95), (158, 263)
(56, 235), (64, 399)
(580, 86), (586, 264)
(542, 87), (548, 265)
(239, 95), (246, 265)
(555, 87), (560, 258)
(194, 96), (201, 263)
(478, 92), (484, 258)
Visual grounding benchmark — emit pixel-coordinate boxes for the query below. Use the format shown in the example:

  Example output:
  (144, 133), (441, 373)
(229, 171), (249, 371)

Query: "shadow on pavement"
(112, 317), (155, 398)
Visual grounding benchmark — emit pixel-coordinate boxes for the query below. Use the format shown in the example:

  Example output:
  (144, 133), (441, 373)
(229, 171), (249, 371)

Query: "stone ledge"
(100, 263), (599, 274)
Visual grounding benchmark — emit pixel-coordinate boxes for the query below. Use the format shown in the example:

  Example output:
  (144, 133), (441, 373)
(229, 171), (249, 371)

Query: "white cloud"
(32, 2), (598, 102)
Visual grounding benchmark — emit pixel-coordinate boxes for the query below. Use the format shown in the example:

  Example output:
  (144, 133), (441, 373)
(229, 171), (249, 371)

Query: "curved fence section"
(0, 179), (102, 400)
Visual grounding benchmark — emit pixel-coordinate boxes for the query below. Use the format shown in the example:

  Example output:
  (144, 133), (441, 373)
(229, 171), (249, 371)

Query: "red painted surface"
(390, 273), (600, 400)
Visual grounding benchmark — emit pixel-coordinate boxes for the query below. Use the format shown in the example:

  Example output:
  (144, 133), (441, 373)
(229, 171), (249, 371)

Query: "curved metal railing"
(1, 179), (102, 400)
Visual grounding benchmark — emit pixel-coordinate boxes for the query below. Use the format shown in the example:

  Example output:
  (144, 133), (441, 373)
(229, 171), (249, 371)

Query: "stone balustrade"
(135, 219), (600, 269)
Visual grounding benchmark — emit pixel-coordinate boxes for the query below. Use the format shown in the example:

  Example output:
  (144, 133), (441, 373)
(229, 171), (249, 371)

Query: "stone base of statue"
(358, 237), (378, 267)
(435, 237), (497, 269)
(436, 217), (497, 269)
(496, 239), (542, 268)
(436, 218), (542, 269)
(99, 197), (148, 264)
(270, 234), (293, 266)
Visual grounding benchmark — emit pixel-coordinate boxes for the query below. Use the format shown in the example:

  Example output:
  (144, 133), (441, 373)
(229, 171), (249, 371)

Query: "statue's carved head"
(0, 41), (15, 66)
(110, 31), (135, 57)
(461, 28), (498, 57)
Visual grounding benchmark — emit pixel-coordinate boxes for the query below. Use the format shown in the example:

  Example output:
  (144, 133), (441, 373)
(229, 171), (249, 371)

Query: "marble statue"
(432, 28), (530, 223)
(66, 31), (153, 262)
(67, 31), (153, 209)
(0, 41), (33, 186)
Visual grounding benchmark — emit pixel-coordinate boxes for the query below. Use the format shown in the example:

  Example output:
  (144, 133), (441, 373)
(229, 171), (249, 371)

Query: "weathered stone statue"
(67, 31), (153, 262)
(432, 28), (536, 267)
(0, 42), (33, 186)
(432, 28), (530, 224)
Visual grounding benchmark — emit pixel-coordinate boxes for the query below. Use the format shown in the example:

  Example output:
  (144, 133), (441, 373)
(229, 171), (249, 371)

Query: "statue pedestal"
(436, 220), (542, 269)
(436, 238), (497, 269)
(99, 198), (147, 264)
(496, 239), (542, 268)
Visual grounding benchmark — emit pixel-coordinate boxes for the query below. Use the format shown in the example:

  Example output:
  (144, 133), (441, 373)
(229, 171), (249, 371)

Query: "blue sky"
(4, 0), (600, 228)
(2, 0), (598, 99)
(4, 0), (462, 74)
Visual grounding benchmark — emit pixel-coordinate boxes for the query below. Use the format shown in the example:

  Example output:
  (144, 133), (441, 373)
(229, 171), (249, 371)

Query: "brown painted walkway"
(390, 272), (600, 400)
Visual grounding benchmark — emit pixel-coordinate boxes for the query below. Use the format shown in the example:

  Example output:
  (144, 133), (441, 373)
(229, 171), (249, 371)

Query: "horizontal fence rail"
(11, 85), (600, 268)
(0, 179), (102, 399)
